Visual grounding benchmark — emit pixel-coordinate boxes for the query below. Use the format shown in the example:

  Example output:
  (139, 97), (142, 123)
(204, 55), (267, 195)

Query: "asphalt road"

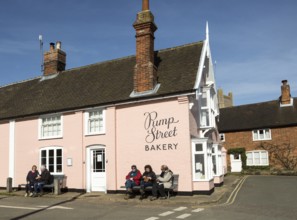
(0, 175), (296, 220)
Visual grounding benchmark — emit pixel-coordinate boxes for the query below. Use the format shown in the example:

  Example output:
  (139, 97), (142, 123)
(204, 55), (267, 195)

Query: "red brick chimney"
(133, 0), (158, 93)
(280, 80), (291, 105)
(43, 41), (66, 76)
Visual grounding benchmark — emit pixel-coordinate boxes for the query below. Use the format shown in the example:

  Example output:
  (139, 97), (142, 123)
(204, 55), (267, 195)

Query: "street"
(0, 175), (296, 220)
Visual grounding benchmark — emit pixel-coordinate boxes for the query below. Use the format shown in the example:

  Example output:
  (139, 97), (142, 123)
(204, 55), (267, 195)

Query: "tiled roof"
(218, 98), (297, 132)
(0, 42), (203, 120)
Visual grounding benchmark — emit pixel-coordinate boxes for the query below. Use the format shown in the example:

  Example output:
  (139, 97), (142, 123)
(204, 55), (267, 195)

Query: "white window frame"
(38, 114), (63, 140)
(199, 87), (216, 129)
(40, 146), (63, 175)
(212, 144), (223, 176)
(219, 133), (225, 142)
(192, 139), (213, 181)
(252, 129), (271, 141)
(84, 108), (106, 136)
(246, 150), (269, 166)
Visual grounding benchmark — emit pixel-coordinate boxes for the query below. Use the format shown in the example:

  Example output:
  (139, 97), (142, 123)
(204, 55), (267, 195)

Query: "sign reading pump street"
(144, 111), (179, 151)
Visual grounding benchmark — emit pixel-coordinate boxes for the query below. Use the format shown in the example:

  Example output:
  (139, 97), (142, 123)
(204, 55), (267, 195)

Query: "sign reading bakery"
(144, 111), (179, 151)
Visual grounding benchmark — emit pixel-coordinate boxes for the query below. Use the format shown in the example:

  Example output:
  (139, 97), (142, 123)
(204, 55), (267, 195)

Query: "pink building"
(0, 0), (225, 195)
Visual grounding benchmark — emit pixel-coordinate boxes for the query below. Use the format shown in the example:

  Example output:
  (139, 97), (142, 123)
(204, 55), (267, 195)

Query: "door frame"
(86, 145), (107, 193)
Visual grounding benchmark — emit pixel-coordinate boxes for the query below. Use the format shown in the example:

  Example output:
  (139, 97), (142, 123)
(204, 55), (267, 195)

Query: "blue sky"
(0, 0), (296, 105)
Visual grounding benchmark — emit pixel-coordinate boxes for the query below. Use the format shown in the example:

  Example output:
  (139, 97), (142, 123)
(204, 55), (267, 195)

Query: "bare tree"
(259, 142), (297, 170)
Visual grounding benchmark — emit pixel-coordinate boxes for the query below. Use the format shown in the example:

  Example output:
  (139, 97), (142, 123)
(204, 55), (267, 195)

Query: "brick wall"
(133, 9), (158, 93)
(221, 126), (297, 170)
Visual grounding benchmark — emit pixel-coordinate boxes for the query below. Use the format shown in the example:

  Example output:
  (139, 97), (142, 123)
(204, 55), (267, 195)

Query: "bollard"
(54, 178), (61, 195)
(6, 177), (12, 193)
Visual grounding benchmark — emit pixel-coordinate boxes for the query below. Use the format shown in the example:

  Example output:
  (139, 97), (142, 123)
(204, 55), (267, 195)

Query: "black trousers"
(152, 182), (166, 197)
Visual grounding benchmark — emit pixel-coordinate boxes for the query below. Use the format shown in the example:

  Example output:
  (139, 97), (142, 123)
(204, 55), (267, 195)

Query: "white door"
(230, 154), (242, 172)
(90, 148), (106, 192)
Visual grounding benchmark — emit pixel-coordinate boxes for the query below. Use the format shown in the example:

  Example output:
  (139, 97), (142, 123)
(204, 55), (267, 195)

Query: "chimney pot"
(50, 42), (55, 51)
(142, 0), (150, 11)
(56, 41), (62, 50)
(282, 79), (288, 85)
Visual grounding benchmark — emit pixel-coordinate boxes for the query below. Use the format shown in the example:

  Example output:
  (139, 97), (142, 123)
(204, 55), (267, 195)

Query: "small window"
(40, 147), (63, 174)
(219, 133), (225, 142)
(252, 129), (271, 141)
(246, 150), (269, 166)
(40, 115), (62, 139)
(85, 109), (105, 135)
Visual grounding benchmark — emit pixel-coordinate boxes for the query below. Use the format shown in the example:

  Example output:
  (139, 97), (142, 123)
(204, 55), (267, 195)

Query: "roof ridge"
(0, 76), (41, 89)
(64, 41), (203, 73)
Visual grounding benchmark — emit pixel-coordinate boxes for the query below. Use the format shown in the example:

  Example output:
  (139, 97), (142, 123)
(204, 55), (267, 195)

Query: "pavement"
(0, 174), (243, 207)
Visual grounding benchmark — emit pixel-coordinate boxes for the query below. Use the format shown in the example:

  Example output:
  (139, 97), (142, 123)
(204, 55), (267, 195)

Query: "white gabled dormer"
(194, 22), (219, 135)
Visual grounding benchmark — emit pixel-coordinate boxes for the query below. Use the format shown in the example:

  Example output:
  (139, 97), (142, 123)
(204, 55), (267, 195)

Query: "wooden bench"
(121, 174), (179, 198)
(18, 175), (65, 194)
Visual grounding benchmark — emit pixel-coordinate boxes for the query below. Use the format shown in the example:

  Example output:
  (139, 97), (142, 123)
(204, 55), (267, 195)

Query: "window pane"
(195, 144), (203, 152)
(253, 131), (258, 140)
(56, 165), (62, 173)
(41, 150), (47, 157)
(49, 165), (54, 173)
(57, 149), (62, 157)
(259, 130), (264, 140)
(246, 152), (252, 165)
(49, 150), (54, 157)
(201, 93), (208, 107)
(265, 129), (271, 139)
(41, 158), (46, 166)
(57, 157), (62, 164)
(194, 154), (205, 179)
(212, 155), (217, 175)
(201, 109), (210, 127)
(254, 152), (260, 165)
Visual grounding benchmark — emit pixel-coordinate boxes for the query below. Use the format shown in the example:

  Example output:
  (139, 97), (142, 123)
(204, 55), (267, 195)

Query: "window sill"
(39, 136), (63, 141)
(85, 132), (106, 137)
(252, 139), (272, 142)
(246, 164), (269, 166)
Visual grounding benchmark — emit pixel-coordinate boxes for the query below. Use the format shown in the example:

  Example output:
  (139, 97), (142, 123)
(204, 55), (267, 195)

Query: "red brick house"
(218, 80), (297, 172)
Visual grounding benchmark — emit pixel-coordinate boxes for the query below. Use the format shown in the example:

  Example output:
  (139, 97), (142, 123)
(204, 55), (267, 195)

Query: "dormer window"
(252, 129), (271, 141)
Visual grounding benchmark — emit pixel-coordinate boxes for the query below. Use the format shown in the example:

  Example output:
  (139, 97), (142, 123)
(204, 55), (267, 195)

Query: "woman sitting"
(124, 165), (142, 199)
(139, 165), (156, 200)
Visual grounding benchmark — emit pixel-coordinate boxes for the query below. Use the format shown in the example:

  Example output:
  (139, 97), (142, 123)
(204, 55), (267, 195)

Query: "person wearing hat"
(124, 165), (142, 199)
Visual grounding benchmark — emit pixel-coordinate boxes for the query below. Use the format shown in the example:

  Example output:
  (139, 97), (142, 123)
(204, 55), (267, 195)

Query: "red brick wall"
(133, 11), (158, 93)
(44, 49), (66, 76)
(221, 126), (297, 170)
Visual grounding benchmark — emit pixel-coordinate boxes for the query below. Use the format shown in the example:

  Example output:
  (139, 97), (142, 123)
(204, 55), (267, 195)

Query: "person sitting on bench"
(124, 165), (142, 200)
(139, 165), (156, 200)
(150, 165), (173, 201)
(25, 165), (39, 197)
(33, 165), (51, 197)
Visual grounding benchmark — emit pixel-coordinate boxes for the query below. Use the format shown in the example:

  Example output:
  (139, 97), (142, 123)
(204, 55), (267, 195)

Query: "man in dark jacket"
(33, 165), (51, 197)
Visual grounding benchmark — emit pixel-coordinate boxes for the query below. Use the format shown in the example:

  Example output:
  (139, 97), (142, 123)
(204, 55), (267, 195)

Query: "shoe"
(32, 192), (37, 197)
(29, 192), (33, 197)
(159, 196), (167, 200)
(24, 193), (28, 197)
(150, 196), (158, 201)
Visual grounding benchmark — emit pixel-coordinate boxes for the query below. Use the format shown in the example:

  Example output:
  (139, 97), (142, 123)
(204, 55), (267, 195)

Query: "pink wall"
(0, 122), (9, 186)
(193, 179), (214, 191)
(115, 96), (193, 192)
(1, 95), (217, 193)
